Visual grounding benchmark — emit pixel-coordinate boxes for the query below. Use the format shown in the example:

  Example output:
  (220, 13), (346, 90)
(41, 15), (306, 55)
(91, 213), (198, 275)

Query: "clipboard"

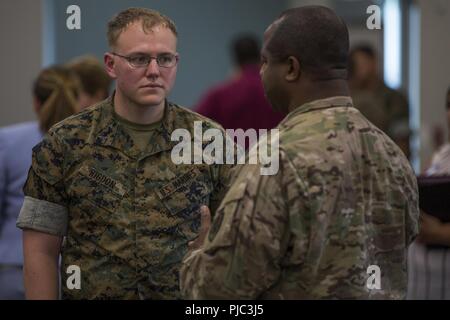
(417, 175), (450, 223)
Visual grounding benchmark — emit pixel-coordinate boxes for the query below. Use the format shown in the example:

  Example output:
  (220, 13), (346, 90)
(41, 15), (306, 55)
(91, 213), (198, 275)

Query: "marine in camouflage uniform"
(17, 95), (235, 299)
(180, 96), (419, 299)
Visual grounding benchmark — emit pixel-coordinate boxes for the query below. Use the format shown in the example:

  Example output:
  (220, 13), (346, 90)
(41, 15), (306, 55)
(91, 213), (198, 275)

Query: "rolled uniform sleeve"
(16, 131), (68, 236)
(180, 151), (291, 299)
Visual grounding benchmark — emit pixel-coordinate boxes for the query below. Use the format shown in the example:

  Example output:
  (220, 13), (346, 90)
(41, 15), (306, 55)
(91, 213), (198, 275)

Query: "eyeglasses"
(111, 52), (179, 68)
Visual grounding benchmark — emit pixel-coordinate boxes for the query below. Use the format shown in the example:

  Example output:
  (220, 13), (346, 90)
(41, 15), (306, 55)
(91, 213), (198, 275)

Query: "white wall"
(416, 0), (450, 170)
(0, 0), (43, 127)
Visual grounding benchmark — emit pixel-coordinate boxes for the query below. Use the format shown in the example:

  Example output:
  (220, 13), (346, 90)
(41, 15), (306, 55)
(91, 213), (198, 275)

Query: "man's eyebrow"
(125, 51), (175, 56)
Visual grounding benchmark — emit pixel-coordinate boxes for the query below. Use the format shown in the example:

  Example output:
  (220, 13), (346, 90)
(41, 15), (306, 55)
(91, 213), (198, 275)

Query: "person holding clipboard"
(408, 87), (450, 299)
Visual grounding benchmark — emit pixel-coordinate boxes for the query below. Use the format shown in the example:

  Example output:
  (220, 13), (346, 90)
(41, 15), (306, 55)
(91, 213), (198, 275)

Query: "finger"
(197, 206), (211, 244)
(189, 206), (211, 249)
(200, 205), (211, 233)
(188, 206), (212, 250)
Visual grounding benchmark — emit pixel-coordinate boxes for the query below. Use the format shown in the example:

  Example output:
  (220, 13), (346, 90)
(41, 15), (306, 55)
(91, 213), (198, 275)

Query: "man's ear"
(104, 53), (117, 79)
(285, 56), (300, 82)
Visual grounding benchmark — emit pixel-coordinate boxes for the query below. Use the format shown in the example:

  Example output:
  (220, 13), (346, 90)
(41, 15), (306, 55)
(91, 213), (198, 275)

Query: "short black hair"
(231, 35), (260, 67)
(266, 6), (349, 77)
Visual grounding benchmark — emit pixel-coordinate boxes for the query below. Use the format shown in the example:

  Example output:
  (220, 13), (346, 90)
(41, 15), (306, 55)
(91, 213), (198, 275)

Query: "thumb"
(199, 205), (211, 234)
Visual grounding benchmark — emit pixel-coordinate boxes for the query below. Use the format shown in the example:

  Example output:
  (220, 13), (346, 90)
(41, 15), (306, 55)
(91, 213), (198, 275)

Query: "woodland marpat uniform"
(180, 96), (419, 299)
(17, 96), (234, 299)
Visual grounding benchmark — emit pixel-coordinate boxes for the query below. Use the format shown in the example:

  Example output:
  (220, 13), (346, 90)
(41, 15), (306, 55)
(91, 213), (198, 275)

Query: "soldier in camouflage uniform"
(349, 45), (411, 159)
(180, 6), (419, 299)
(16, 8), (234, 299)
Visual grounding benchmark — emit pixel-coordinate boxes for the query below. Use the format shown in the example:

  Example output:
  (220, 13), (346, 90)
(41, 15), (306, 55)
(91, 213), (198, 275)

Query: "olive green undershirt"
(113, 110), (163, 153)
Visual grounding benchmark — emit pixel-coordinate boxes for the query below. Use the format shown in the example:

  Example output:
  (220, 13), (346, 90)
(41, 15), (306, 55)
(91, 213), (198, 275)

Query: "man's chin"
(135, 96), (165, 108)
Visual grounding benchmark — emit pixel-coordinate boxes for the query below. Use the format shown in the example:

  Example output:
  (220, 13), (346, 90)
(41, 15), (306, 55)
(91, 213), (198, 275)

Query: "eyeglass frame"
(111, 52), (179, 68)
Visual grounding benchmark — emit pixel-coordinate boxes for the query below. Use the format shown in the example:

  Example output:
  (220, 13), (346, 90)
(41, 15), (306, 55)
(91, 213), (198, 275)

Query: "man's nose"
(145, 58), (160, 77)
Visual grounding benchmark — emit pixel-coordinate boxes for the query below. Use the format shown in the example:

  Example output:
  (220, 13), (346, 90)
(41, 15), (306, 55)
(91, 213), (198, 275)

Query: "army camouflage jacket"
(351, 83), (409, 140)
(180, 96), (419, 299)
(17, 96), (235, 299)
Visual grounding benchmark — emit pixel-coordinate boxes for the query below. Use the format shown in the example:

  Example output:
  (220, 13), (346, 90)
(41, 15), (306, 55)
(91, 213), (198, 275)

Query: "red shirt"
(195, 64), (285, 132)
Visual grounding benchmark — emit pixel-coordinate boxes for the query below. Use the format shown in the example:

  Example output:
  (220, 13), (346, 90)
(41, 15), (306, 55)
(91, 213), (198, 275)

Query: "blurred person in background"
(195, 34), (284, 148)
(408, 87), (450, 300)
(67, 55), (112, 110)
(0, 65), (80, 299)
(349, 44), (411, 159)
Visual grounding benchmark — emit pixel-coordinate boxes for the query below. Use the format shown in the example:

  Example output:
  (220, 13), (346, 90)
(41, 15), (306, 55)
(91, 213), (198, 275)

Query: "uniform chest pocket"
(156, 168), (213, 220)
(67, 166), (125, 238)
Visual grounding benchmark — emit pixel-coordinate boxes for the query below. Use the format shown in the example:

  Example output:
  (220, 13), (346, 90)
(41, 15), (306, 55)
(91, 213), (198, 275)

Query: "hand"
(417, 212), (446, 245)
(188, 205), (211, 250)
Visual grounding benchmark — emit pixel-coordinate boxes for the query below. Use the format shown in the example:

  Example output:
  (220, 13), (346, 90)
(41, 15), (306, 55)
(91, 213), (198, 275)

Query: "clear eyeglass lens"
(127, 54), (176, 68)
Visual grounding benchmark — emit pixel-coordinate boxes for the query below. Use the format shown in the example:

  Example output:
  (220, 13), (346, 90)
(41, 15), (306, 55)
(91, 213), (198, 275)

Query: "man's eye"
(159, 55), (173, 64)
(131, 56), (149, 65)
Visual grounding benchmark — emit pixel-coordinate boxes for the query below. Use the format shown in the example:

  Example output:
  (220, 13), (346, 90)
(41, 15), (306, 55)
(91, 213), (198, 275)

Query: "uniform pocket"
(156, 168), (212, 219)
(67, 165), (124, 239)
(370, 205), (406, 252)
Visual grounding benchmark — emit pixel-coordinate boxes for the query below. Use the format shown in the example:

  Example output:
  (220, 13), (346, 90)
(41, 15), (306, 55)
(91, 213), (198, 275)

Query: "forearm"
(22, 229), (62, 300)
(24, 251), (60, 299)
(435, 223), (450, 247)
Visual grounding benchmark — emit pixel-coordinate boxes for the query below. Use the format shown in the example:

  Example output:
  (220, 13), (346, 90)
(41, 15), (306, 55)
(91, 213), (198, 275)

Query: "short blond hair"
(107, 7), (178, 49)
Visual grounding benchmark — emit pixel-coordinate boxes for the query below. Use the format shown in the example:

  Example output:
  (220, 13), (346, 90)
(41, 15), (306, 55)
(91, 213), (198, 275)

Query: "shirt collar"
(279, 96), (354, 127)
(91, 92), (177, 159)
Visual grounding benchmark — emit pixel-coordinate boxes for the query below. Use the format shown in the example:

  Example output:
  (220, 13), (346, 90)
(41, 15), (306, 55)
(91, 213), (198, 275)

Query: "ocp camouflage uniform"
(16, 95), (235, 299)
(351, 83), (410, 157)
(180, 96), (419, 299)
